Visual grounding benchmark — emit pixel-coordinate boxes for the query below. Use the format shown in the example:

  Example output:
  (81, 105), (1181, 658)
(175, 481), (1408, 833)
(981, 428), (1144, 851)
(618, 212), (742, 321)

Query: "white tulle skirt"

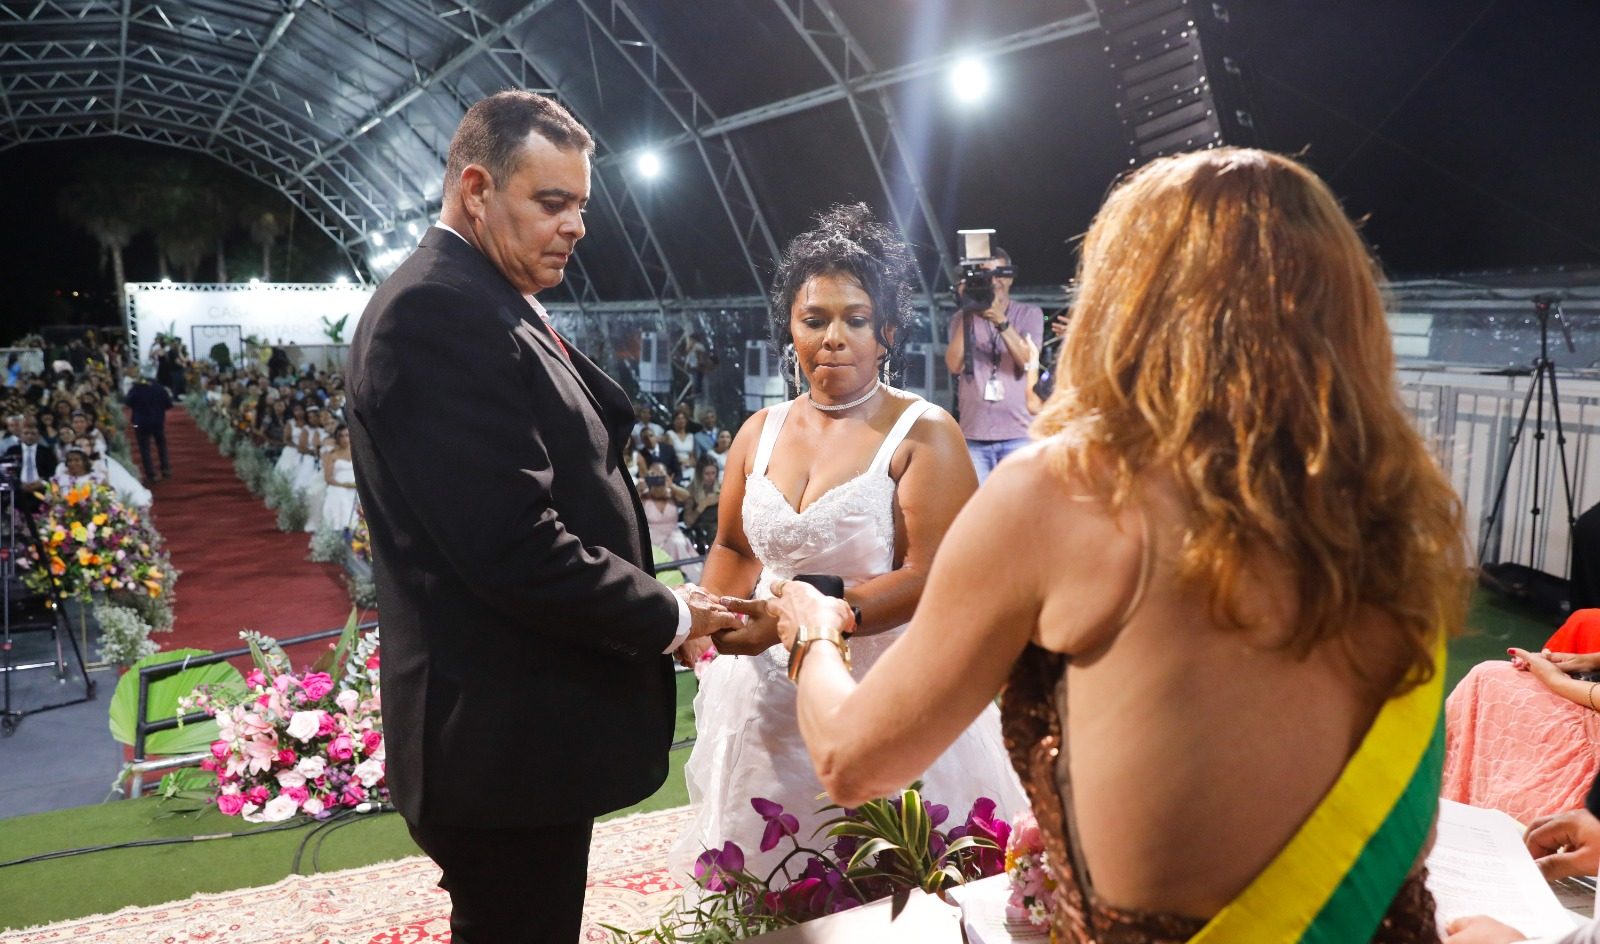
(668, 625), (1028, 888)
(104, 456), (151, 509)
(319, 484), (359, 533)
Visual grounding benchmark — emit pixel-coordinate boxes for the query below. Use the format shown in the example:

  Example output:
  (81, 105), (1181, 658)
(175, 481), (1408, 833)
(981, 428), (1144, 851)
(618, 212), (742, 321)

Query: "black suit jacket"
(346, 228), (680, 828)
(5, 442), (57, 487)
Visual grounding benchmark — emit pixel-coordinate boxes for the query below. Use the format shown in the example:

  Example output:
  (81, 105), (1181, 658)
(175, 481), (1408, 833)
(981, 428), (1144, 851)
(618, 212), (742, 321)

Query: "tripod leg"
(1478, 374), (1543, 567)
(1543, 365), (1580, 531)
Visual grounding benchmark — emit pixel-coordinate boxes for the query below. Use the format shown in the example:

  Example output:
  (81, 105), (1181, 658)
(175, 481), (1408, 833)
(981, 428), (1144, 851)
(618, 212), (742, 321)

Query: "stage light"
(948, 56), (992, 105)
(637, 151), (663, 179)
(249, 277), (262, 287)
(407, 221), (420, 237)
(335, 275), (350, 285)
(161, 277), (172, 284)
(370, 232), (386, 247)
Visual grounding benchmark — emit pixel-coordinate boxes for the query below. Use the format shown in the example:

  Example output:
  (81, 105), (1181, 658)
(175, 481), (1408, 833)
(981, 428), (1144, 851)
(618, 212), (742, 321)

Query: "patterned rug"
(0, 807), (691, 944)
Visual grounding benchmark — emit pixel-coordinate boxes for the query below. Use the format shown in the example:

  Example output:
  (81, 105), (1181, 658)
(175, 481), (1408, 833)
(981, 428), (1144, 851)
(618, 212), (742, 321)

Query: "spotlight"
(948, 55), (992, 104)
(250, 277), (262, 287)
(160, 277), (172, 285)
(637, 151), (663, 179)
(407, 221), (420, 237)
(335, 275), (350, 285)
(370, 232), (386, 247)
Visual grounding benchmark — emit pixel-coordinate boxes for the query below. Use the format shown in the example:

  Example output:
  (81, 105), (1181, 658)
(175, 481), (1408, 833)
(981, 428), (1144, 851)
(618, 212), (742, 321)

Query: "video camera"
(954, 228), (1015, 312)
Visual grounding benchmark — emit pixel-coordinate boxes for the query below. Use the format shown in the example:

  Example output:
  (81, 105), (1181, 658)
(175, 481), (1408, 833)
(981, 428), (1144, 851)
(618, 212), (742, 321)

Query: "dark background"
(2, 0), (1597, 335)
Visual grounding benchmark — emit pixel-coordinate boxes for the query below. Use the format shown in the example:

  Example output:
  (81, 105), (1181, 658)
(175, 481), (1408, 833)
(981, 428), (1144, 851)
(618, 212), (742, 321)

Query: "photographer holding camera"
(944, 246), (1044, 482)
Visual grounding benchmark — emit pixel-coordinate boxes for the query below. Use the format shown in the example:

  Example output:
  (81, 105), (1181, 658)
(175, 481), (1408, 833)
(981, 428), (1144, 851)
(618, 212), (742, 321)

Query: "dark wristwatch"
(994, 319), (1011, 333)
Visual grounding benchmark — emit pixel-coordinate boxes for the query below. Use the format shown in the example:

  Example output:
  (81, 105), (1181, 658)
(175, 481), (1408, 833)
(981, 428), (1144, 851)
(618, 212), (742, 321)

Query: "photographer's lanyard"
(983, 315), (1005, 402)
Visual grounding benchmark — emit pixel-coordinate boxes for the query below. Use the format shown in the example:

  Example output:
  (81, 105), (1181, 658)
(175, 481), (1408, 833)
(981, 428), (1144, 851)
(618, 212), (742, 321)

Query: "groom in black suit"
(346, 91), (738, 943)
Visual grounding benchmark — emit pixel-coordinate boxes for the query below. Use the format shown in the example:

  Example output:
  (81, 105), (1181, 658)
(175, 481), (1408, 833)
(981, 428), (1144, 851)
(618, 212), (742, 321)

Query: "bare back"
(1029, 460), (1414, 918)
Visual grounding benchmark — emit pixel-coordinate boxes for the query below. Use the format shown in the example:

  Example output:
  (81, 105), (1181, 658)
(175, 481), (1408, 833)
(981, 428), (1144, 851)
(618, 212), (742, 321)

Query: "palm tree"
(241, 196), (289, 281)
(136, 156), (234, 282)
(58, 155), (140, 314)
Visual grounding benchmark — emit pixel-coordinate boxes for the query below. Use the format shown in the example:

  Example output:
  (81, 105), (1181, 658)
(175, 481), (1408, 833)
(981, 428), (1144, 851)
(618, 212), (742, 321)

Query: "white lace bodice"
(740, 395), (934, 677)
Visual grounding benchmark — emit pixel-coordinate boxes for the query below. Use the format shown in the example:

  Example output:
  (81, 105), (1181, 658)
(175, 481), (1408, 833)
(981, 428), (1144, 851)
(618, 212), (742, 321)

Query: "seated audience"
(639, 460), (699, 582)
(682, 455), (721, 548)
(636, 425), (680, 482)
(52, 448), (103, 488)
(665, 408), (699, 477)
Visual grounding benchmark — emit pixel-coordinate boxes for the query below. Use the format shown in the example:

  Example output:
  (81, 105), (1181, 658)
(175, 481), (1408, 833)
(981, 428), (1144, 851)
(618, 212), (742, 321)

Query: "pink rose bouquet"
(180, 618), (384, 822)
(1005, 809), (1057, 932)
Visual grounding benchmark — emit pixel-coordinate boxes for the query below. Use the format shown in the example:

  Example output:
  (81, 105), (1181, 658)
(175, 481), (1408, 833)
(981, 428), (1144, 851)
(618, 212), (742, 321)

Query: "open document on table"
(1427, 798), (1584, 939)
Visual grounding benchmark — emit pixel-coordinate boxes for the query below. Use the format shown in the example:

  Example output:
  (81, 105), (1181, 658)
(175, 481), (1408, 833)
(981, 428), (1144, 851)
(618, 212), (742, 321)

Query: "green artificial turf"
(0, 669), (700, 931)
(0, 592), (1561, 931)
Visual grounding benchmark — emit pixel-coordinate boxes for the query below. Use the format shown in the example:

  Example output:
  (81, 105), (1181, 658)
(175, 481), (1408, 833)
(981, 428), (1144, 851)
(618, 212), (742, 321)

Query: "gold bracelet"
(1588, 681), (1598, 712)
(788, 624), (851, 682)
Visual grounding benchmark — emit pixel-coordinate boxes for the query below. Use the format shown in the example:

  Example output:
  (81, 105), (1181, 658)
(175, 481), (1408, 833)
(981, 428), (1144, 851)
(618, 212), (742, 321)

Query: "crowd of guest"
(195, 359), (360, 540)
(2, 335), (158, 512)
(625, 403), (732, 571)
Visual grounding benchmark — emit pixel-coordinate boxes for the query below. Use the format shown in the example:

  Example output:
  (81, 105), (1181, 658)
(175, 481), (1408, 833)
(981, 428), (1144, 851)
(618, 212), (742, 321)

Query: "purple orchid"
(693, 841), (745, 892)
(751, 797), (801, 853)
(947, 797), (1011, 876)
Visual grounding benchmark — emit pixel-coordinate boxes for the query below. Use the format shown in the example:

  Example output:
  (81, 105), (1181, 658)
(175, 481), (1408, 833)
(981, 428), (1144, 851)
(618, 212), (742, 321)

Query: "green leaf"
(109, 648), (245, 754)
(313, 607), (361, 675)
(846, 836), (901, 873)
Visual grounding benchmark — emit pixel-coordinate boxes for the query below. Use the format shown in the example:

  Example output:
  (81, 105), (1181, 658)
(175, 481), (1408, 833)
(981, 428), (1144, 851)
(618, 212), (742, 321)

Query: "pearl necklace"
(809, 382), (882, 413)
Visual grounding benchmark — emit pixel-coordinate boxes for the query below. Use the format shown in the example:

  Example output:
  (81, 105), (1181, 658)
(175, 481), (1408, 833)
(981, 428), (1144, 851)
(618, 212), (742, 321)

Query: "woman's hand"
(711, 597), (780, 655)
(1508, 648), (1570, 691)
(675, 635), (715, 669)
(1442, 916), (1526, 943)
(766, 579), (852, 652)
(1546, 651), (1600, 674)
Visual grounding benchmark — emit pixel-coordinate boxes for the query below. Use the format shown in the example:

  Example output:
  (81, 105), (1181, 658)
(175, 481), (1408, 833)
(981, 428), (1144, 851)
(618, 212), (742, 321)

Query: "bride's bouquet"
(179, 614), (385, 822)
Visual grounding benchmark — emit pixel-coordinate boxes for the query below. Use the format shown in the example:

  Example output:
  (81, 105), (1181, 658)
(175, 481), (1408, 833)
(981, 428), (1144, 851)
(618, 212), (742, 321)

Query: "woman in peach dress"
(1444, 609), (1600, 824)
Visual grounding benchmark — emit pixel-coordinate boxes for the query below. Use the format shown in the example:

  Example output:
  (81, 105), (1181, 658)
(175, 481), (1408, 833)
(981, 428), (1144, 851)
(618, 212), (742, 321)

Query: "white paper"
(948, 874), (1051, 944)
(1426, 798), (1580, 938)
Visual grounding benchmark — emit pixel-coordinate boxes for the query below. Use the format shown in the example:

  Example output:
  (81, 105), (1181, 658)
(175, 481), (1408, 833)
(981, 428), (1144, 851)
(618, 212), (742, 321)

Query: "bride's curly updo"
(768, 202), (915, 378)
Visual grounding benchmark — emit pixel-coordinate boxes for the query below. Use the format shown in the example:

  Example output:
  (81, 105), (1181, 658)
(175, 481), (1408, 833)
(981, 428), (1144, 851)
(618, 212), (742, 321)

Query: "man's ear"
(458, 164), (494, 218)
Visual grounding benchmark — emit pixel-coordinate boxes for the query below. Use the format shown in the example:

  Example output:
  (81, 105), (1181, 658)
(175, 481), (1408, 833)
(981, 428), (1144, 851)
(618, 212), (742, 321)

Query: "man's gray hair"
(444, 91), (594, 196)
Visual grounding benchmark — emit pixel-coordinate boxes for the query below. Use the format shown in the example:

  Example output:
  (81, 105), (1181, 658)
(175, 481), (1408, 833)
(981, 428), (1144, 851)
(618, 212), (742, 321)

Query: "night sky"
(2, 0), (1597, 337)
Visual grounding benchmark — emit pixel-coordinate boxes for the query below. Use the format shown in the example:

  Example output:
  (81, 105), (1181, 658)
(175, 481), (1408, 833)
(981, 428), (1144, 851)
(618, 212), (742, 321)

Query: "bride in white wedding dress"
(669, 205), (1026, 885)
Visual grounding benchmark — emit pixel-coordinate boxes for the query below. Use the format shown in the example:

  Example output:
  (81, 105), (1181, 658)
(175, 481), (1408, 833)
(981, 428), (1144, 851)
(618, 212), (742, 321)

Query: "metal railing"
(1399, 368), (1600, 575)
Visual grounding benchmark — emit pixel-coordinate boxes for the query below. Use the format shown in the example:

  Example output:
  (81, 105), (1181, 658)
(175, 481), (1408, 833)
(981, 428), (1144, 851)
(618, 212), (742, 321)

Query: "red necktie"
(543, 319), (571, 361)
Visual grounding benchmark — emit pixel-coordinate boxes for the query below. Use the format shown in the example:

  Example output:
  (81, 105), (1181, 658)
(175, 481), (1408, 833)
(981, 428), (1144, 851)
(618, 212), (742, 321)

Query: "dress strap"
(866, 397), (933, 475)
(750, 400), (793, 477)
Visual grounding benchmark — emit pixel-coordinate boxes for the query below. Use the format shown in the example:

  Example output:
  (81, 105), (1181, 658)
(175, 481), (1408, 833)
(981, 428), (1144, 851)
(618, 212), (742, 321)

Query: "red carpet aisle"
(0, 807), (690, 944)
(146, 408), (362, 654)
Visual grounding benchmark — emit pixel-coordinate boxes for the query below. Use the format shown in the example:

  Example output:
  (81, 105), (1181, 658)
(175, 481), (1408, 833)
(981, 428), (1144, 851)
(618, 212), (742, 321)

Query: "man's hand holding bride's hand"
(766, 579), (852, 652)
(675, 584), (743, 640)
(711, 596), (780, 655)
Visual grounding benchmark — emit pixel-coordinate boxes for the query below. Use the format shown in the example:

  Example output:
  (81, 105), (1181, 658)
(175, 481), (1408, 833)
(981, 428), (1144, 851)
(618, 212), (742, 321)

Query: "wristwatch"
(788, 624), (852, 682)
(994, 319), (1011, 333)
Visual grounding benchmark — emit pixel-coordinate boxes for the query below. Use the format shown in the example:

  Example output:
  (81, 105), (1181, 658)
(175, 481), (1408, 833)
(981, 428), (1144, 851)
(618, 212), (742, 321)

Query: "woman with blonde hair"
(763, 148), (1469, 941)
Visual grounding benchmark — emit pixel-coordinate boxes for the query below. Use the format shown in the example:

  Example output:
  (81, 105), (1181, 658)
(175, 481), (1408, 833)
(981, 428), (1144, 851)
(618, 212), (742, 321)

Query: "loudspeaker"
(1099, 0), (1257, 163)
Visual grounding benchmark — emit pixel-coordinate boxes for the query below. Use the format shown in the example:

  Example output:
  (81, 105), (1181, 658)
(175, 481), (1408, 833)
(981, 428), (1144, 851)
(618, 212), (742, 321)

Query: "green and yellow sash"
(1188, 640), (1446, 943)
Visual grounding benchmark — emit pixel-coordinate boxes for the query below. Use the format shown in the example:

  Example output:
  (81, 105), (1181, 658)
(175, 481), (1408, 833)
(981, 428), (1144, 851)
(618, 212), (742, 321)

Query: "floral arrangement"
(94, 598), (162, 667)
(1006, 809), (1057, 933)
(609, 785), (1009, 941)
(348, 505), (371, 564)
(179, 615), (385, 822)
(21, 482), (172, 604)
